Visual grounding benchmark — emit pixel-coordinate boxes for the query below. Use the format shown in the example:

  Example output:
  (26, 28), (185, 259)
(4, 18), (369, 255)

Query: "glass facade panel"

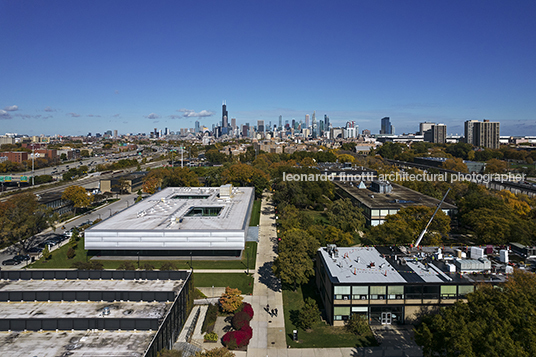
(370, 286), (386, 300)
(334, 286), (351, 300)
(388, 285), (404, 299)
(440, 285), (457, 298)
(334, 306), (351, 320)
(352, 285), (368, 300)
(458, 285), (474, 297)
(405, 285), (422, 299)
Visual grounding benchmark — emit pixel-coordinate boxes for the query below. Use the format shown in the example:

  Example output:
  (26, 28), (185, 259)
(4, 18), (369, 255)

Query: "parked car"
(13, 254), (30, 262)
(2, 259), (19, 266)
(27, 247), (43, 254)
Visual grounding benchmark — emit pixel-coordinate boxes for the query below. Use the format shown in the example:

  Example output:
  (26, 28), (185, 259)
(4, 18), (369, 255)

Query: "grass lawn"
(249, 199), (262, 226)
(283, 280), (377, 348)
(193, 273), (254, 295)
(30, 238), (257, 271)
(302, 210), (329, 225)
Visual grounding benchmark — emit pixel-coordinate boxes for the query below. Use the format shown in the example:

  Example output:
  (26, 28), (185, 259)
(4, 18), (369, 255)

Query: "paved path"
(247, 193), (287, 355)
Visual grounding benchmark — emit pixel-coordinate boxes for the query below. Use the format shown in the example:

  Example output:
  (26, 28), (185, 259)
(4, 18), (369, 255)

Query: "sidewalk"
(247, 192), (287, 355)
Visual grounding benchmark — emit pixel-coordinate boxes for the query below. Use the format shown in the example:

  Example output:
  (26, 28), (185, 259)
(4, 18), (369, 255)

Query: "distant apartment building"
(380, 117), (394, 134)
(0, 136), (15, 145)
(0, 151), (29, 163)
(419, 122), (435, 135)
(465, 119), (500, 149)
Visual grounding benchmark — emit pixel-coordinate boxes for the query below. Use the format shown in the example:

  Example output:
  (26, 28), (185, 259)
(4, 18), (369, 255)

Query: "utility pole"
(181, 147), (184, 168)
(31, 144), (35, 186)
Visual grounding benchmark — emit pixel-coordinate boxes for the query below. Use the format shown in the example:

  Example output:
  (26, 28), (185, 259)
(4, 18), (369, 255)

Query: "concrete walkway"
(247, 193), (287, 355)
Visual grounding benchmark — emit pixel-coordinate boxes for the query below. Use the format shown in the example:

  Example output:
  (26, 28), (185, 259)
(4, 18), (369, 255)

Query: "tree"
(80, 149), (90, 157)
(66, 247), (76, 259)
(377, 142), (403, 160)
(0, 193), (52, 247)
(297, 297), (320, 330)
(273, 247), (314, 291)
(42, 245), (51, 260)
(195, 347), (234, 357)
(414, 271), (536, 357)
(60, 153), (67, 161)
(345, 313), (370, 335)
(365, 206), (451, 246)
(326, 198), (365, 234)
(219, 287), (243, 313)
(62, 185), (92, 215)
(485, 158), (507, 173)
(441, 158), (468, 173)
(221, 163), (270, 198)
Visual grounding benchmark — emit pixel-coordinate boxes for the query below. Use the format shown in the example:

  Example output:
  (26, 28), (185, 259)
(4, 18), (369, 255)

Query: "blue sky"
(1, 0), (535, 136)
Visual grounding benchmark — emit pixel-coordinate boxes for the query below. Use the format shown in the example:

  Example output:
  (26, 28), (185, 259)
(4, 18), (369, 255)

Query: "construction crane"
(414, 188), (451, 248)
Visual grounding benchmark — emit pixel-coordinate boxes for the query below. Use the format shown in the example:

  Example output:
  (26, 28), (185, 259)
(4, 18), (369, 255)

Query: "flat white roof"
(319, 247), (406, 284)
(0, 330), (155, 357)
(0, 301), (171, 320)
(0, 278), (184, 292)
(89, 186), (254, 232)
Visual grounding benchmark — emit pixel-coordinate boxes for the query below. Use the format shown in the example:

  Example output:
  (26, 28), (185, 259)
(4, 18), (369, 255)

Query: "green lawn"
(283, 280), (377, 348)
(193, 273), (254, 294)
(30, 238), (257, 271)
(249, 199), (262, 226)
(302, 210), (329, 225)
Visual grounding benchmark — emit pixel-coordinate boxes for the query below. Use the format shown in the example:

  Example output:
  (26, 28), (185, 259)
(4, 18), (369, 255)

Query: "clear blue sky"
(1, 0), (535, 136)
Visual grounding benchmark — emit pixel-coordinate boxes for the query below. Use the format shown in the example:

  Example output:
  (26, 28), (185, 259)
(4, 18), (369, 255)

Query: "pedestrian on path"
(274, 308), (278, 317)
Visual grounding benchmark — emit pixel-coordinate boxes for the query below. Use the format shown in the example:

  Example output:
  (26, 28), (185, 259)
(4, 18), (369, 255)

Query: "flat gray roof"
(0, 278), (184, 292)
(336, 181), (457, 211)
(319, 247), (406, 284)
(0, 330), (154, 356)
(89, 186), (254, 232)
(0, 301), (170, 320)
(319, 247), (456, 284)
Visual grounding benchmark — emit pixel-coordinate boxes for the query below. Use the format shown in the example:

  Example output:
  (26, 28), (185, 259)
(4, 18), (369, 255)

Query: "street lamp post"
(246, 246), (250, 275)
(190, 251), (193, 270)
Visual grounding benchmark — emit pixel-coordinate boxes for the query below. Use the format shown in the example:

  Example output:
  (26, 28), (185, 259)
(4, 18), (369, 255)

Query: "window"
(334, 286), (351, 300)
(388, 285), (404, 299)
(405, 285), (422, 299)
(352, 286), (368, 300)
(440, 285), (457, 299)
(423, 285), (440, 299)
(458, 285), (474, 297)
(185, 206), (223, 217)
(334, 306), (351, 321)
(370, 286), (386, 300)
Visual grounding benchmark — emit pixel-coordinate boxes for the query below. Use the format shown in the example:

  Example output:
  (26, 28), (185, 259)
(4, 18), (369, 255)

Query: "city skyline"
(1, 1), (535, 136)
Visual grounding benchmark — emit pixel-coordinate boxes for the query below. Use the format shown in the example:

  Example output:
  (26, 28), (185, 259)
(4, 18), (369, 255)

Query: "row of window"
(334, 284), (474, 300)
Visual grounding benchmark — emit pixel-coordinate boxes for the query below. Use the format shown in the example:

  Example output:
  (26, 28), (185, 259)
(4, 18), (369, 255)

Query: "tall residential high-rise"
(279, 115), (282, 130)
(473, 120), (500, 149)
(194, 120), (200, 133)
(431, 124), (447, 144)
(419, 122), (435, 135)
(222, 101), (228, 128)
(305, 114), (310, 129)
(312, 111), (317, 138)
(257, 120), (265, 133)
(113, 129), (118, 138)
(464, 120), (479, 145)
(324, 114), (330, 129)
(380, 117), (393, 134)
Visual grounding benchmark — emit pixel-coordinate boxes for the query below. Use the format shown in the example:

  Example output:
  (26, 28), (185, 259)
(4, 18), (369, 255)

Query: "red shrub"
(240, 302), (254, 319)
(232, 311), (251, 330)
(235, 325), (253, 347)
(222, 331), (238, 350)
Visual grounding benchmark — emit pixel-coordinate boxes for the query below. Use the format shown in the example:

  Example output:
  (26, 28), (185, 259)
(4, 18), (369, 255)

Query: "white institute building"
(85, 185), (255, 257)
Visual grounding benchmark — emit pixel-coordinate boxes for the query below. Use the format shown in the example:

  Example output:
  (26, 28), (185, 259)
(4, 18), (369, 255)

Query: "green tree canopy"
(414, 270), (536, 357)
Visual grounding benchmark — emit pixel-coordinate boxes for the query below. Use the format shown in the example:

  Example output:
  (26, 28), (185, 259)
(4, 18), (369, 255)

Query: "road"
(0, 192), (138, 269)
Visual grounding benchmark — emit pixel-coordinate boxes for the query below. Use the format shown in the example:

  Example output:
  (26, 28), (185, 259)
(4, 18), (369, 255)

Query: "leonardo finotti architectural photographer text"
(282, 172), (525, 184)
